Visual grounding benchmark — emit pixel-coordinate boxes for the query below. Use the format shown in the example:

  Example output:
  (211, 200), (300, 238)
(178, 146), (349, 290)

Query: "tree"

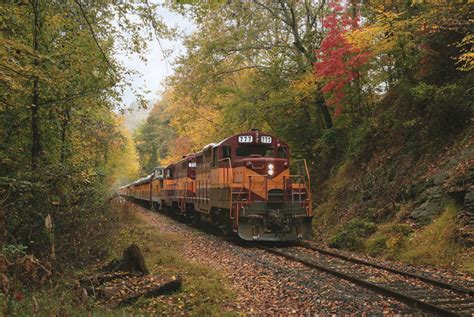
(134, 95), (177, 173)
(0, 0), (170, 266)
(169, 0), (334, 130)
(314, 2), (371, 116)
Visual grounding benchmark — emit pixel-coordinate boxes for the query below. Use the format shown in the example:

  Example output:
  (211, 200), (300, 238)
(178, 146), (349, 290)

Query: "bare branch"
(144, 0), (170, 76)
(211, 65), (264, 77)
(42, 86), (111, 106)
(74, 0), (116, 74)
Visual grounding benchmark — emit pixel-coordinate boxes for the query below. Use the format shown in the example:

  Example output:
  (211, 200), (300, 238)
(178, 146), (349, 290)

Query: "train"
(119, 129), (313, 241)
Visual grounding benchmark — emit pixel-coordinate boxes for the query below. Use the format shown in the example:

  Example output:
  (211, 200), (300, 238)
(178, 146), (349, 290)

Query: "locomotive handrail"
(218, 157), (233, 184)
(286, 174), (311, 215)
(289, 159), (312, 215)
(218, 157), (232, 168)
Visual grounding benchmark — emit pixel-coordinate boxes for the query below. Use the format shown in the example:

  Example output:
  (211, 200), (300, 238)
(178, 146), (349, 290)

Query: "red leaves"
(314, 1), (370, 115)
(14, 291), (25, 301)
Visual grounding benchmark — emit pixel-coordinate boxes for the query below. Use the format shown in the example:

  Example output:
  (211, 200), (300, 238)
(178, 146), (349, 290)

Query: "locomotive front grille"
(267, 189), (284, 209)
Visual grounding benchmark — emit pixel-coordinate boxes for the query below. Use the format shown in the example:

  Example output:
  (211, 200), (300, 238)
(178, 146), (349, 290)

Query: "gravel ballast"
(135, 206), (419, 315)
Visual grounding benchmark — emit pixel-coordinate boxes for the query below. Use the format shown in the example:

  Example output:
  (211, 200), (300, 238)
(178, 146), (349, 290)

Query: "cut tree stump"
(122, 244), (149, 275)
(99, 244), (149, 275)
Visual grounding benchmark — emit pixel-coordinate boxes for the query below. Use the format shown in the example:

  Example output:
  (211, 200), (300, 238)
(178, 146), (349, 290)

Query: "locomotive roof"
(154, 130), (289, 173)
(166, 154), (195, 169)
(133, 174), (153, 185)
(213, 130), (288, 148)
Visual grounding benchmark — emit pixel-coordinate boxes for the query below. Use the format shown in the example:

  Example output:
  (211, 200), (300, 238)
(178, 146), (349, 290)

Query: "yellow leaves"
(456, 34), (474, 72)
(108, 116), (140, 183)
(292, 72), (318, 94)
(291, 73), (318, 105)
(346, 23), (395, 54)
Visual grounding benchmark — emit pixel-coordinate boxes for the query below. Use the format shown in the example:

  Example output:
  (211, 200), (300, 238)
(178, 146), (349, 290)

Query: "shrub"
(365, 224), (412, 257)
(365, 235), (388, 257)
(410, 82), (471, 138)
(329, 219), (376, 251)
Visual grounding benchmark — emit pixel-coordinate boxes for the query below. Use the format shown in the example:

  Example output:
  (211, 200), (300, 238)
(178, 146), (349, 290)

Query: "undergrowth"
(329, 219), (376, 251)
(365, 223), (412, 257)
(399, 203), (467, 269)
(108, 202), (235, 316)
(313, 160), (354, 241)
(364, 202), (473, 273)
(6, 200), (235, 316)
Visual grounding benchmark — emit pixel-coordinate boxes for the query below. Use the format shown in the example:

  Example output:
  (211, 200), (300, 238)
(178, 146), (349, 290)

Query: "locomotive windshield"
(236, 145), (274, 157)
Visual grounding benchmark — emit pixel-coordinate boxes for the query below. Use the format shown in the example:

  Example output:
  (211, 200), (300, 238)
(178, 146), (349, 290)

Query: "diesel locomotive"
(119, 129), (313, 241)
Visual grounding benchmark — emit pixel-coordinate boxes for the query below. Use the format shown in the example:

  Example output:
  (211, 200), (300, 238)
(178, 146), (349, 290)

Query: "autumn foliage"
(314, 2), (370, 116)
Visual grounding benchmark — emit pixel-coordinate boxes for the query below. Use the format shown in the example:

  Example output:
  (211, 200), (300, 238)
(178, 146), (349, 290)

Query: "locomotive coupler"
(268, 209), (287, 231)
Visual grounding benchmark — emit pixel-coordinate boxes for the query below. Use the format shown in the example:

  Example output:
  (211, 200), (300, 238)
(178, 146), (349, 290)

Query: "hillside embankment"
(313, 120), (473, 273)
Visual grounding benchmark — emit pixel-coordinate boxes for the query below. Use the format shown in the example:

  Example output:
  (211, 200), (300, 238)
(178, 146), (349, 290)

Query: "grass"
(399, 202), (466, 269)
(365, 223), (412, 257)
(363, 201), (473, 273)
(107, 204), (235, 316)
(6, 201), (235, 316)
(460, 252), (474, 274)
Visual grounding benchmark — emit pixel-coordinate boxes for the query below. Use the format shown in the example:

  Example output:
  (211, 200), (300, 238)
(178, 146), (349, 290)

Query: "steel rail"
(260, 245), (464, 317)
(296, 242), (474, 296)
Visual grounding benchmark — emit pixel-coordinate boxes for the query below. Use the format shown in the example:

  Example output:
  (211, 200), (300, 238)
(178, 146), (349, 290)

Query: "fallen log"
(80, 271), (132, 290)
(78, 244), (180, 307)
(103, 275), (182, 308)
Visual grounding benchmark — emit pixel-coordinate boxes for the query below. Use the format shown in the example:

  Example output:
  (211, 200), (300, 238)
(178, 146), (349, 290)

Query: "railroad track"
(259, 243), (474, 316)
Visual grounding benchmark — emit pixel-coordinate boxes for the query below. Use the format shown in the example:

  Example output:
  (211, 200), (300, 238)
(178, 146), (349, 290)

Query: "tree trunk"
(275, 1), (334, 130)
(60, 107), (71, 163)
(317, 96), (333, 129)
(31, 0), (41, 169)
(31, 80), (40, 169)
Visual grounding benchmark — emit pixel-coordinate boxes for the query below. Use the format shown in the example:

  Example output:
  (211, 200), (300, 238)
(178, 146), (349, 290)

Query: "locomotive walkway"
(130, 201), (474, 315)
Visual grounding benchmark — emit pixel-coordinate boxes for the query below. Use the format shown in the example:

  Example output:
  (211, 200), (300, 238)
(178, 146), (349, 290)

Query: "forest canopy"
(0, 0), (173, 264)
(136, 0), (472, 176)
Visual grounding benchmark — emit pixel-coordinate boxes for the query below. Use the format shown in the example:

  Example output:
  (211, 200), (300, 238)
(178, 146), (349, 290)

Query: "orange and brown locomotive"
(119, 129), (313, 241)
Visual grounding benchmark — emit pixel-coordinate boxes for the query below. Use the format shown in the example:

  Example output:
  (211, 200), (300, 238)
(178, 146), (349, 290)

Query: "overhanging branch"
(74, 0), (116, 74)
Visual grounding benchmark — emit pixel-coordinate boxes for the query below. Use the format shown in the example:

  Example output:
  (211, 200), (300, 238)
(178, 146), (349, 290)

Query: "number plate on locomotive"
(238, 135), (253, 143)
(261, 136), (272, 144)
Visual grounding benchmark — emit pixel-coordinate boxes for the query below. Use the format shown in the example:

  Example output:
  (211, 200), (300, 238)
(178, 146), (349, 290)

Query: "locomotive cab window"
(278, 146), (287, 158)
(212, 147), (218, 167)
(236, 145), (273, 157)
(222, 145), (231, 159)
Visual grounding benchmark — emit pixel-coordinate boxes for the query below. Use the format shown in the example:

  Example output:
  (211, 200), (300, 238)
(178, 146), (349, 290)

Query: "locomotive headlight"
(268, 169), (274, 176)
(268, 164), (274, 170)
